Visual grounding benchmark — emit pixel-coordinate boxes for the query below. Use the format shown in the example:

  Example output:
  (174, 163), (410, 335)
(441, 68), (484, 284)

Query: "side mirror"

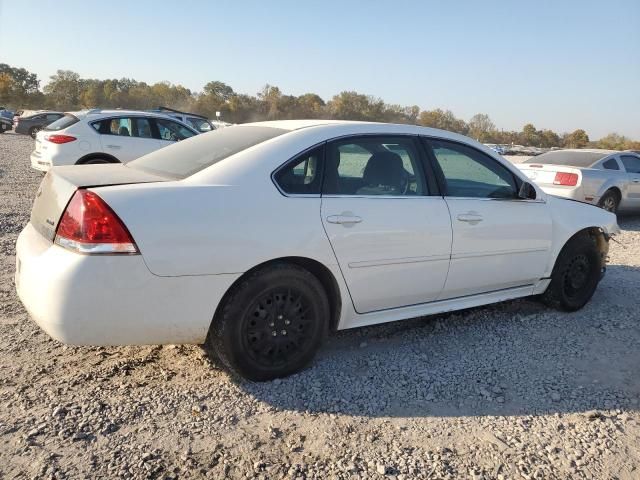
(518, 181), (537, 200)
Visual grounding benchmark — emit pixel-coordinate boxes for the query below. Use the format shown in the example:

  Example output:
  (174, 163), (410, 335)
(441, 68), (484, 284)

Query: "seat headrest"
(362, 151), (405, 191)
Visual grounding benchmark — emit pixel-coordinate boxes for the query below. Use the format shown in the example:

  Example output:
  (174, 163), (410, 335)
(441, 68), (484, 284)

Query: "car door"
(619, 155), (640, 210)
(320, 135), (452, 313)
(425, 137), (552, 299)
(153, 117), (198, 145)
(94, 117), (162, 162)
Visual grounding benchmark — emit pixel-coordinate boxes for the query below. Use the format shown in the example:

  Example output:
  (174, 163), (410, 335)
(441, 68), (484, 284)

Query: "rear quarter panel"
(94, 182), (339, 277)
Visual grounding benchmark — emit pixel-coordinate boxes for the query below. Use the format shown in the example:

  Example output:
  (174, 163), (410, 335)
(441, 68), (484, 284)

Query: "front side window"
(274, 146), (324, 195)
(429, 139), (517, 198)
(323, 137), (426, 196)
(602, 158), (620, 170)
(187, 117), (213, 132)
(155, 118), (196, 141)
(621, 155), (640, 174)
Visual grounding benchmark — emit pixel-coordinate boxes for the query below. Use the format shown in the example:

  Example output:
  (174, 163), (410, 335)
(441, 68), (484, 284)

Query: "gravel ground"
(0, 132), (639, 480)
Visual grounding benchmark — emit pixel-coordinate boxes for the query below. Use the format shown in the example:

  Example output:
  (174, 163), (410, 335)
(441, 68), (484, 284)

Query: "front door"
(620, 154), (640, 210)
(426, 138), (552, 299)
(321, 135), (452, 313)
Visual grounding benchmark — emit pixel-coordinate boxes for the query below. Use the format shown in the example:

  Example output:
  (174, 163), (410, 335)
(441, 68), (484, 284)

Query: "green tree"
(418, 109), (468, 134)
(43, 70), (82, 110)
(468, 113), (495, 142)
(564, 129), (590, 148)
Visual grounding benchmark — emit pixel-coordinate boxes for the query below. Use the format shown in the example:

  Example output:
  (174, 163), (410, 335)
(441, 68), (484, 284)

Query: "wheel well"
(553, 227), (609, 272)
(214, 257), (342, 332)
(75, 153), (120, 164)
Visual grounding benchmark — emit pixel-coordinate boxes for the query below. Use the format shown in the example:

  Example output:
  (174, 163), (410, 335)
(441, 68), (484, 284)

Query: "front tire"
(541, 233), (604, 311)
(206, 264), (330, 381)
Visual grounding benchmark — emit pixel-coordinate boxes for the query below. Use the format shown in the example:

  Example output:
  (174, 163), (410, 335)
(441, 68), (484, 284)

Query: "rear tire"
(206, 264), (330, 381)
(598, 190), (620, 214)
(29, 126), (40, 139)
(541, 233), (603, 312)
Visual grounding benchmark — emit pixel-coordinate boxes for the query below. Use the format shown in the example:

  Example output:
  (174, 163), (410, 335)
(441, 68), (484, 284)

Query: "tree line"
(1, 63), (638, 150)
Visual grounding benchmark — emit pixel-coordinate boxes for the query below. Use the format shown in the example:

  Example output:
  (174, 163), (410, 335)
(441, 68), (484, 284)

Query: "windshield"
(44, 113), (79, 131)
(127, 125), (287, 179)
(524, 150), (606, 167)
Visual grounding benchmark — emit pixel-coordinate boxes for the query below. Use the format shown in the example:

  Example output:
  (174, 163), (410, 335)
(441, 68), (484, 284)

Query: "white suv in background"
(30, 109), (199, 172)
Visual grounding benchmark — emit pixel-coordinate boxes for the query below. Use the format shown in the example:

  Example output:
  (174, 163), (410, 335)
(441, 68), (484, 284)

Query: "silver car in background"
(517, 149), (640, 214)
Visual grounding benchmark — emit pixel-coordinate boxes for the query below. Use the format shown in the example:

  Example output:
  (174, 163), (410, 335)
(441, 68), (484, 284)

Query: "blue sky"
(1, 0), (639, 139)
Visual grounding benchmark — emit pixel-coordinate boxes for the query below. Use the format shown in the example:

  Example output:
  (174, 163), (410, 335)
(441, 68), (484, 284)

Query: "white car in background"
(29, 109), (199, 172)
(16, 120), (618, 380)
(517, 149), (640, 214)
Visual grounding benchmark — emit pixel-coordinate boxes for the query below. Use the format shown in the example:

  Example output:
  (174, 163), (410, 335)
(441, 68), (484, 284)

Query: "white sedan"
(16, 120), (619, 380)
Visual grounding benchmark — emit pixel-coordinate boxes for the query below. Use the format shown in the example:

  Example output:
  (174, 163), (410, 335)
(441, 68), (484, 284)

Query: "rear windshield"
(524, 150), (606, 167)
(44, 114), (79, 131)
(127, 125), (287, 179)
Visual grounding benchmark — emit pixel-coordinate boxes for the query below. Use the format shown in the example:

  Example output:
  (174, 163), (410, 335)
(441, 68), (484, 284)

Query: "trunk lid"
(517, 163), (583, 186)
(30, 164), (169, 241)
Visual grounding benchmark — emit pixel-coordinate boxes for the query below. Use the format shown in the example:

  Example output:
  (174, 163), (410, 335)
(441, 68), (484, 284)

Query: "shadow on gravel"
(617, 215), (640, 232)
(233, 264), (640, 418)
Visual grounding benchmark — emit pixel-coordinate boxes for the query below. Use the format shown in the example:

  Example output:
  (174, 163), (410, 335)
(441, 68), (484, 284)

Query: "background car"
(147, 106), (221, 133)
(0, 107), (14, 133)
(517, 149), (640, 214)
(16, 120), (618, 381)
(14, 111), (64, 138)
(30, 109), (199, 171)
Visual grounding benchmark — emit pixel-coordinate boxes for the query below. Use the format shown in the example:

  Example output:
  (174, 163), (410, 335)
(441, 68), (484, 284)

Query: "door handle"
(105, 144), (122, 149)
(326, 215), (363, 225)
(633, 179), (640, 183)
(457, 212), (483, 225)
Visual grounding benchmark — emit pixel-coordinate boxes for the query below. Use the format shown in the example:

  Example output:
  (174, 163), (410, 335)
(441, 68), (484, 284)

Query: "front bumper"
(15, 222), (239, 345)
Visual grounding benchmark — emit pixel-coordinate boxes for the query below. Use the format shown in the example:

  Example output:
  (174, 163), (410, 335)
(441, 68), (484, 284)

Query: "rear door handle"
(326, 215), (363, 225)
(105, 144), (122, 149)
(457, 212), (483, 225)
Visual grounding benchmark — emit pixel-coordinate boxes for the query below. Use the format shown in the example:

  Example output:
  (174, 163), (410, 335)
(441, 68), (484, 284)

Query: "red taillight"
(55, 190), (138, 254)
(553, 172), (579, 186)
(45, 134), (76, 144)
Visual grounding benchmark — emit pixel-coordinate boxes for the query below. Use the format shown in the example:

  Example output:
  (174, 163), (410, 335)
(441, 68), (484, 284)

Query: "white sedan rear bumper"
(15, 222), (239, 345)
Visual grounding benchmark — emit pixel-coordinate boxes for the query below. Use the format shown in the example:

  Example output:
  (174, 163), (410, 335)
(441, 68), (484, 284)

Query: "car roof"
(68, 109), (190, 120)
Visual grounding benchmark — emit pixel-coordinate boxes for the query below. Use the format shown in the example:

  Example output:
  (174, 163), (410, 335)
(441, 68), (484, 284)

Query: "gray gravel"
(1, 132), (639, 479)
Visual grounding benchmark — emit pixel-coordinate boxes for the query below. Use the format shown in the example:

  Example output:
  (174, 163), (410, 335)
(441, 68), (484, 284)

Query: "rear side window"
(44, 114), (79, 131)
(429, 139), (517, 198)
(274, 146), (324, 195)
(602, 158), (620, 170)
(621, 155), (640, 174)
(92, 117), (154, 138)
(127, 126), (287, 179)
(323, 137), (427, 196)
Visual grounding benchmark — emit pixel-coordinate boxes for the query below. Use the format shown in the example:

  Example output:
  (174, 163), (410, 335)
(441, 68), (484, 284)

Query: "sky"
(1, 0), (639, 139)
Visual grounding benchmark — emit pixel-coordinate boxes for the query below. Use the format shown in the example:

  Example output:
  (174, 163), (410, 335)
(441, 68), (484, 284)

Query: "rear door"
(425, 138), (552, 299)
(320, 135), (452, 313)
(93, 117), (163, 162)
(620, 155), (640, 210)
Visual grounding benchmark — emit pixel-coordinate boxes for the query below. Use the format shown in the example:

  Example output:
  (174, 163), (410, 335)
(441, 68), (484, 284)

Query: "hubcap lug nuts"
(284, 320), (290, 325)
(269, 322), (275, 327)
(272, 331), (277, 336)
(281, 330), (287, 336)
(277, 315), (283, 320)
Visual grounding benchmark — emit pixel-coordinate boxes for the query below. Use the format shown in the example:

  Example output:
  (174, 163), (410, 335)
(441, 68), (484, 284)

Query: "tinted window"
(127, 126), (287, 179)
(187, 117), (213, 132)
(45, 114), (61, 121)
(44, 114), (79, 131)
(523, 151), (606, 167)
(430, 139), (517, 198)
(324, 137), (426, 196)
(274, 146), (324, 195)
(621, 155), (640, 174)
(602, 158), (620, 170)
(156, 118), (196, 141)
